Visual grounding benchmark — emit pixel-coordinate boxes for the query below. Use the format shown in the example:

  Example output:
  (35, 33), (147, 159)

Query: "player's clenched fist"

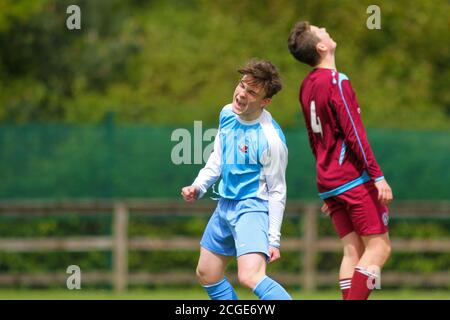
(268, 246), (281, 263)
(181, 185), (198, 202)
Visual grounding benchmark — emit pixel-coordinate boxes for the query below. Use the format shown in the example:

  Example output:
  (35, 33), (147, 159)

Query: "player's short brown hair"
(287, 21), (321, 67)
(238, 59), (282, 98)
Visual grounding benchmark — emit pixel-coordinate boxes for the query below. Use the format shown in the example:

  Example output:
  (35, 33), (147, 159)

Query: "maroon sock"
(339, 278), (351, 300)
(347, 268), (376, 300)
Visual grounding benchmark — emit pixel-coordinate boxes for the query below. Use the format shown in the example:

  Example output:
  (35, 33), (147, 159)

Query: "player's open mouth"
(235, 97), (247, 110)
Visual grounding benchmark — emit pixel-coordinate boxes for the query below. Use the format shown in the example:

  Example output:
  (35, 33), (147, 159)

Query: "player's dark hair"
(238, 59), (282, 98)
(287, 21), (321, 67)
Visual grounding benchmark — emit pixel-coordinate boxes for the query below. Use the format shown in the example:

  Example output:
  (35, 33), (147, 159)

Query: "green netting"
(0, 122), (448, 200)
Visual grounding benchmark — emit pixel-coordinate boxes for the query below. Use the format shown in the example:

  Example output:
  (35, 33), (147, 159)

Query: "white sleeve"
(261, 138), (288, 248)
(192, 131), (222, 198)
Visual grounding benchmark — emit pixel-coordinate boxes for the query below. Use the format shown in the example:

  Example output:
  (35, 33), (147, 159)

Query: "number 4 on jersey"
(310, 100), (323, 137)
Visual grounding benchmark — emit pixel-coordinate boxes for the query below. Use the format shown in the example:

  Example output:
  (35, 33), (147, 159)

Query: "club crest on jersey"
(239, 144), (249, 153)
(382, 212), (389, 226)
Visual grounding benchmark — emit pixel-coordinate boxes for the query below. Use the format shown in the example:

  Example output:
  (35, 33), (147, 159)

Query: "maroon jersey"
(299, 68), (384, 199)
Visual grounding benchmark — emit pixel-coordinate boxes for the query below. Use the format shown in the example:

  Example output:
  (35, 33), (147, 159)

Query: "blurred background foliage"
(0, 0), (449, 128)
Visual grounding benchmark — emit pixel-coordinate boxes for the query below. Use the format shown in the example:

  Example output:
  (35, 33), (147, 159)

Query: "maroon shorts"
(324, 181), (389, 238)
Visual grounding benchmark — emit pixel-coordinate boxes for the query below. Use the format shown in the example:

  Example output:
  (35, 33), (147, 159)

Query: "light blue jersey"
(193, 104), (288, 247)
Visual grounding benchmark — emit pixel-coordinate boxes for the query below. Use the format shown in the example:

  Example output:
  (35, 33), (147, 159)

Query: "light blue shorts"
(200, 197), (269, 259)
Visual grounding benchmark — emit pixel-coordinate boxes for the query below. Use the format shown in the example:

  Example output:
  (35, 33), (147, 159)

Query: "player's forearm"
(345, 127), (383, 180)
(268, 192), (286, 248)
(265, 167), (287, 247)
(192, 166), (221, 198)
(364, 151), (384, 181)
(354, 128), (384, 179)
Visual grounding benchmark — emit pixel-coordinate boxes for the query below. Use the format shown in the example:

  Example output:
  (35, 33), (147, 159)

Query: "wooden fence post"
(302, 203), (318, 292)
(113, 201), (128, 293)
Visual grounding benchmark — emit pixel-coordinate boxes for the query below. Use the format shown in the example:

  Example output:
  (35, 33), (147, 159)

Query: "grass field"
(0, 288), (449, 300)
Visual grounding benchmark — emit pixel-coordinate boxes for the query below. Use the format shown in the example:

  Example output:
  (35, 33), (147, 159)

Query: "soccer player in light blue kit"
(181, 59), (291, 300)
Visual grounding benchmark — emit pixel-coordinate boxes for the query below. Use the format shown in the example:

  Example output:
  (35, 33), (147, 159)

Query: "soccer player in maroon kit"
(288, 21), (393, 300)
